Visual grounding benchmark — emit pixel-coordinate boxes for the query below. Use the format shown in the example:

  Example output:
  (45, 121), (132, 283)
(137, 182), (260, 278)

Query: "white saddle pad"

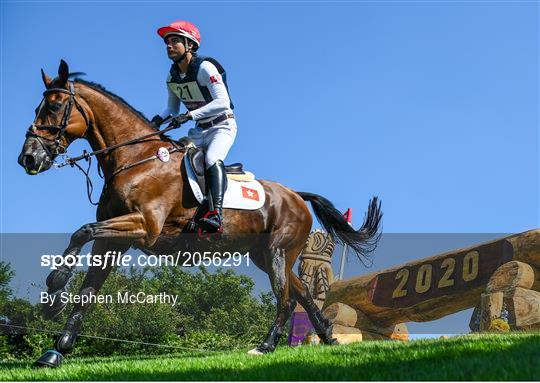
(184, 159), (265, 210)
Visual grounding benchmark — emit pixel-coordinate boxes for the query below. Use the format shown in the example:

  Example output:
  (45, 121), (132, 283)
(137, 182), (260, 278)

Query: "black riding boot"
(199, 160), (227, 233)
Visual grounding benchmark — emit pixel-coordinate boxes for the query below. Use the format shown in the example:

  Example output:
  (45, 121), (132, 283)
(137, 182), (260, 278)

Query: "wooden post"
(505, 288), (540, 330)
(323, 302), (408, 342)
(480, 291), (504, 331)
(469, 302), (482, 332)
(486, 261), (534, 293)
(338, 208), (353, 280)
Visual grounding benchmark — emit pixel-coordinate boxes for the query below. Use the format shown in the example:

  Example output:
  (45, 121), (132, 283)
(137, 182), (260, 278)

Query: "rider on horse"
(152, 20), (236, 233)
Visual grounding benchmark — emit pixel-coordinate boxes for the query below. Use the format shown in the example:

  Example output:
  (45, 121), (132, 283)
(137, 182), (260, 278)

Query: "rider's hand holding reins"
(171, 112), (191, 128)
(150, 115), (164, 129)
(151, 113), (191, 129)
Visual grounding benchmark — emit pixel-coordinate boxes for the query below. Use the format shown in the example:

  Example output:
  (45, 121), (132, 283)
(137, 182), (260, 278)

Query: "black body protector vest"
(167, 54), (234, 112)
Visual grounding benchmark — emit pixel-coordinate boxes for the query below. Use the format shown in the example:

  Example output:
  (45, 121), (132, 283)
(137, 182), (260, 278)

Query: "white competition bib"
(168, 81), (205, 103)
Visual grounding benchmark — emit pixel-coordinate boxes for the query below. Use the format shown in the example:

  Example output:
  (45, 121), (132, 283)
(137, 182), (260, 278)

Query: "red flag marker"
(338, 208), (352, 280)
(343, 208), (353, 225)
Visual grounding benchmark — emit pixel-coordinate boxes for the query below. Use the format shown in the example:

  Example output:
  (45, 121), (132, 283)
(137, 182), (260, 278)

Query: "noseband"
(26, 82), (90, 157)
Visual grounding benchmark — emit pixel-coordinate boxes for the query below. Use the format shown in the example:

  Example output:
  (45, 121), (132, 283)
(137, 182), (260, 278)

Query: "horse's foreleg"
(56, 240), (129, 354)
(62, 212), (147, 255)
(43, 212), (146, 319)
(36, 240), (129, 368)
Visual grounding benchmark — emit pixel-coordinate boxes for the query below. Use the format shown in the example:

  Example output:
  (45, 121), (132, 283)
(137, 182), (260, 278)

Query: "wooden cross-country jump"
(322, 229), (540, 342)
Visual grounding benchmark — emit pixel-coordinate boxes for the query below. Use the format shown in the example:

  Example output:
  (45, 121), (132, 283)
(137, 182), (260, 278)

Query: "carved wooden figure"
(289, 230), (336, 345)
(298, 229), (336, 305)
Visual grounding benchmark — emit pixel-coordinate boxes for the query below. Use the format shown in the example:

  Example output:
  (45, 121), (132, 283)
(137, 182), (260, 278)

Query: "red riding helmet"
(157, 20), (201, 50)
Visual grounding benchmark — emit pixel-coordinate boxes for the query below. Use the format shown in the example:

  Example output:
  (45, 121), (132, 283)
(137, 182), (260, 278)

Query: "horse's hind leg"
(35, 240), (129, 368)
(290, 273), (338, 345)
(248, 246), (297, 355)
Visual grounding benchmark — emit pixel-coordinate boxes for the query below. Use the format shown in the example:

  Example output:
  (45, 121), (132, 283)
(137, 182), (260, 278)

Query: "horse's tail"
(297, 192), (382, 266)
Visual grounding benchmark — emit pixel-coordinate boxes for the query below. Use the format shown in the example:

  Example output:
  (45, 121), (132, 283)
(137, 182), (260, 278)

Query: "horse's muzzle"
(18, 138), (53, 175)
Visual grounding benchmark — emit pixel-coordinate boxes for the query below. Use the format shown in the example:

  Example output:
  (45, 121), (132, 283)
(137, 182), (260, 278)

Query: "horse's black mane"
(73, 78), (150, 123)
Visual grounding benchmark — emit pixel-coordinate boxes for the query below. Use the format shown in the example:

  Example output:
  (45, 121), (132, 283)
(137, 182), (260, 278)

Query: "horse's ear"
(41, 68), (53, 88)
(58, 59), (69, 84)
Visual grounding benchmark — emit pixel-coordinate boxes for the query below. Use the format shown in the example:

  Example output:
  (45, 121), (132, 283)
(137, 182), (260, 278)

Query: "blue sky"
(1, 1), (538, 337)
(1, 2), (538, 233)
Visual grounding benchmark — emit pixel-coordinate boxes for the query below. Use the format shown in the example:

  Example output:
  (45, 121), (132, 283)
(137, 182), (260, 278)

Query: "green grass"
(1, 333), (539, 381)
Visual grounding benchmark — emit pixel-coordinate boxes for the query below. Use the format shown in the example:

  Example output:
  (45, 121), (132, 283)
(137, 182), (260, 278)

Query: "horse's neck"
(77, 84), (158, 173)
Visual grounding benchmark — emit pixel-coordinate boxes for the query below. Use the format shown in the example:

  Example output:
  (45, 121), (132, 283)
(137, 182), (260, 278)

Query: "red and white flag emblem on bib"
(241, 186), (259, 201)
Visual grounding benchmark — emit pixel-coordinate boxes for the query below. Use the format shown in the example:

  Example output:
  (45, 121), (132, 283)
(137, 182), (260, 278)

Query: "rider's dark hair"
(187, 37), (199, 52)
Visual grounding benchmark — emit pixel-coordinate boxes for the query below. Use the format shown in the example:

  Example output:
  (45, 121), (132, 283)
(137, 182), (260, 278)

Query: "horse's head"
(18, 60), (90, 175)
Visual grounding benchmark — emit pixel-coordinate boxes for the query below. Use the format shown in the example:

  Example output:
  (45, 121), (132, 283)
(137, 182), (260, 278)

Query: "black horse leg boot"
(199, 160), (227, 233)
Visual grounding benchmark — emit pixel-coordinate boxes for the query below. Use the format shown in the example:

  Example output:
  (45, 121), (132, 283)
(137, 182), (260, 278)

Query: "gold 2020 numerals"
(391, 251), (479, 298)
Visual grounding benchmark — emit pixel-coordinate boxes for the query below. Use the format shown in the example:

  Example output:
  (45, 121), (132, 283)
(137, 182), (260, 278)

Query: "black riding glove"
(150, 114), (164, 129)
(172, 113), (191, 127)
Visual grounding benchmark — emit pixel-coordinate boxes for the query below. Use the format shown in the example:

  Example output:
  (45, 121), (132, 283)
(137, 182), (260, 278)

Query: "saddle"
(179, 138), (265, 234)
(181, 138), (249, 194)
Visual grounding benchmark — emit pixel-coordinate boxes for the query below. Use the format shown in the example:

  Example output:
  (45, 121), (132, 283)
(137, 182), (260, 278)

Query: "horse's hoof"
(248, 342), (275, 355)
(322, 335), (339, 345)
(247, 347), (266, 356)
(42, 290), (67, 320)
(327, 337), (340, 345)
(55, 331), (77, 353)
(46, 267), (72, 292)
(34, 349), (63, 368)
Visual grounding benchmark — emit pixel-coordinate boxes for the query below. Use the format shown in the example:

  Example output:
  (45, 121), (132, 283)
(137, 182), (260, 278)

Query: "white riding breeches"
(187, 117), (237, 168)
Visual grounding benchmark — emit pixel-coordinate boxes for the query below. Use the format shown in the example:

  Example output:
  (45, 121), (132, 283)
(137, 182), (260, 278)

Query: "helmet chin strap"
(173, 37), (191, 64)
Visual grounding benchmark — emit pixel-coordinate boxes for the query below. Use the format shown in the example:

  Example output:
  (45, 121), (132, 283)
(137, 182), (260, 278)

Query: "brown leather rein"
(61, 118), (187, 206)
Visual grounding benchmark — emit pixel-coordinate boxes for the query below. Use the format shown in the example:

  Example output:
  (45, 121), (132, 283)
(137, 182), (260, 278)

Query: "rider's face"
(165, 35), (185, 61)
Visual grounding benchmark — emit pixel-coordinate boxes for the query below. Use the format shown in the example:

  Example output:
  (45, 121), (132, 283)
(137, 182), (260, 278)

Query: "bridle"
(26, 82), (90, 157)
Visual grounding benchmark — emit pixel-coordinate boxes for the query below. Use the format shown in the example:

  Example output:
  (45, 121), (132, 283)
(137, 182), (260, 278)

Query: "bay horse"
(18, 60), (382, 367)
